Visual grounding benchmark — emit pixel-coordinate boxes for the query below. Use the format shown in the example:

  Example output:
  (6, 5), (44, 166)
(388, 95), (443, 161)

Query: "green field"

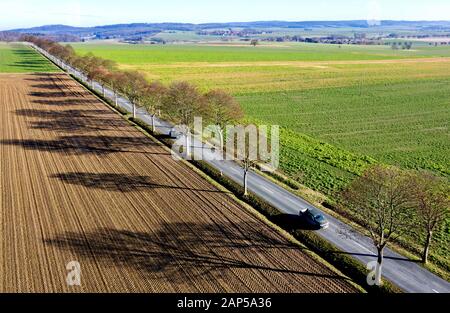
(0, 43), (58, 73)
(74, 41), (450, 64)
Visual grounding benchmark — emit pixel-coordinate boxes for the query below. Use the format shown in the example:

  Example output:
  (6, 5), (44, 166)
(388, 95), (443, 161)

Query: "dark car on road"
(169, 128), (182, 139)
(300, 208), (330, 229)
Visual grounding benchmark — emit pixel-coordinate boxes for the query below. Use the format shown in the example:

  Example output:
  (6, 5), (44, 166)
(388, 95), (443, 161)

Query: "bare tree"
(61, 45), (76, 64)
(241, 133), (257, 196)
(80, 53), (116, 88)
(98, 71), (120, 107)
(47, 44), (67, 67)
(164, 81), (204, 157)
(142, 81), (168, 133)
(250, 39), (259, 47)
(89, 66), (109, 96)
(204, 89), (243, 154)
(76, 53), (97, 86)
(0, 31), (20, 42)
(339, 165), (416, 285)
(117, 71), (147, 118)
(412, 172), (449, 264)
(228, 124), (267, 196)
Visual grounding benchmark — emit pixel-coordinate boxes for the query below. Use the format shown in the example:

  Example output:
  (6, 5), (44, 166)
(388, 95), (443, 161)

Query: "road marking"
(349, 239), (375, 255)
(230, 168), (241, 174)
(259, 185), (274, 195)
(432, 289), (440, 293)
(284, 196), (305, 206)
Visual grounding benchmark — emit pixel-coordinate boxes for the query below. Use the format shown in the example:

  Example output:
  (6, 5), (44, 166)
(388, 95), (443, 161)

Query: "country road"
(33, 44), (450, 293)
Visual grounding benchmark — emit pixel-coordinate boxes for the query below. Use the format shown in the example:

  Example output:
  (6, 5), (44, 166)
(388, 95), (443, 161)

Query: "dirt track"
(0, 73), (359, 293)
(119, 57), (450, 70)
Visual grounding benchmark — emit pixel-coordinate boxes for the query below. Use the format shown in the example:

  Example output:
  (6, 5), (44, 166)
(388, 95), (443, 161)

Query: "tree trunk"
(151, 114), (156, 133)
(218, 128), (224, 159)
(375, 246), (384, 286)
(423, 231), (433, 264)
(185, 133), (191, 160)
(243, 169), (249, 196)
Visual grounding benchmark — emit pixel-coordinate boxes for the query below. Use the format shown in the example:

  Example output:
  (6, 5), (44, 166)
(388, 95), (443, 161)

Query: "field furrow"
(0, 73), (359, 293)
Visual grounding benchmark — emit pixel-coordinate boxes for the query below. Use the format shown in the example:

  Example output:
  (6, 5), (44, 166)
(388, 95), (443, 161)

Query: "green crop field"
(73, 41), (450, 64)
(0, 43), (58, 73)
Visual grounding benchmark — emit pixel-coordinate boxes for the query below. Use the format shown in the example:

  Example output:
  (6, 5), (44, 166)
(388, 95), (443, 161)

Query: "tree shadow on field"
(14, 109), (123, 132)
(27, 83), (99, 106)
(29, 72), (60, 76)
(29, 91), (69, 98)
(12, 59), (48, 66)
(12, 48), (40, 56)
(11, 49), (53, 65)
(51, 172), (226, 194)
(10, 109), (167, 155)
(44, 222), (351, 283)
(30, 83), (66, 90)
(8, 49), (53, 70)
(8, 62), (50, 70)
(12, 49), (36, 55)
(16, 108), (106, 118)
(27, 72), (68, 78)
(31, 98), (99, 106)
(25, 76), (71, 83)
(0, 135), (165, 156)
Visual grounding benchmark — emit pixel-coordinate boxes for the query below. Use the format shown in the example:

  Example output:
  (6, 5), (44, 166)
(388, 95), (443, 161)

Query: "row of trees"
(22, 35), (243, 142)
(24, 36), (258, 192)
(23, 35), (268, 195)
(0, 31), (21, 42)
(390, 42), (413, 50)
(340, 165), (449, 284)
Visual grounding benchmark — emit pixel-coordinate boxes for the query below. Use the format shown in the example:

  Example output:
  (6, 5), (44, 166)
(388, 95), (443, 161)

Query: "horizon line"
(5, 19), (450, 31)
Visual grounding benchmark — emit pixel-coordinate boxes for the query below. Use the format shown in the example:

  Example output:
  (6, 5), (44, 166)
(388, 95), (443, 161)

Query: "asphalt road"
(33, 45), (450, 293)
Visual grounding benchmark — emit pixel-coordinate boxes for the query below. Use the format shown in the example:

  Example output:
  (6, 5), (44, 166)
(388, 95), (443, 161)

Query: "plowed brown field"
(0, 73), (359, 293)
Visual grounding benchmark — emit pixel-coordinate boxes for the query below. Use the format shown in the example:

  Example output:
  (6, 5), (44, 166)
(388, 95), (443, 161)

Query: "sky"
(1, 0), (450, 30)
